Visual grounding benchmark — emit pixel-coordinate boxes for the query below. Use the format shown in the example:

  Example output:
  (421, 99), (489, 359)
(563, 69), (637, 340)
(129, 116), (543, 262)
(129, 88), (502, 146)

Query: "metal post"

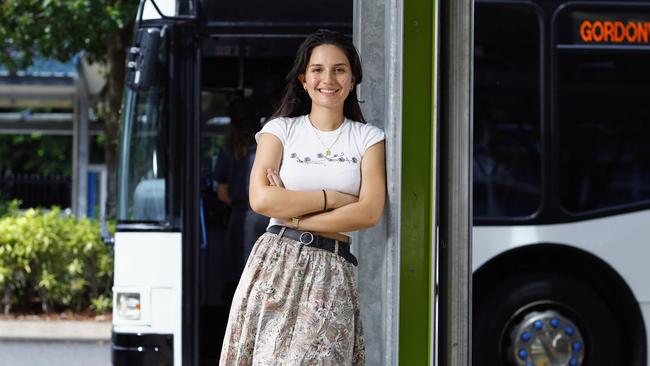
(73, 58), (90, 217)
(353, 0), (386, 365)
(353, 0), (404, 364)
(439, 0), (473, 364)
(383, 0), (403, 364)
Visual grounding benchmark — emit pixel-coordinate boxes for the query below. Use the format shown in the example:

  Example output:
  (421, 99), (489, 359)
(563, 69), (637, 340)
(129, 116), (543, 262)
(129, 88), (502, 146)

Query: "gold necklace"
(308, 117), (345, 156)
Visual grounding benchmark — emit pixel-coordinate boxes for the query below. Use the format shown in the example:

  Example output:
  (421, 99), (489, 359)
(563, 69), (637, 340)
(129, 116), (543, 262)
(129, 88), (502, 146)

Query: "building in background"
(0, 56), (107, 218)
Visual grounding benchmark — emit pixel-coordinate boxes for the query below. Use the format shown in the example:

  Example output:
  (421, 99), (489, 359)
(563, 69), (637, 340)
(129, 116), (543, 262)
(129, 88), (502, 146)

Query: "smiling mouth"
(318, 88), (339, 94)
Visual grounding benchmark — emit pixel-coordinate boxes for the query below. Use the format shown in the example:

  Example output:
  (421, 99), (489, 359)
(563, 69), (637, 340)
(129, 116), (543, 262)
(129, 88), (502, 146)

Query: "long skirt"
(219, 232), (365, 366)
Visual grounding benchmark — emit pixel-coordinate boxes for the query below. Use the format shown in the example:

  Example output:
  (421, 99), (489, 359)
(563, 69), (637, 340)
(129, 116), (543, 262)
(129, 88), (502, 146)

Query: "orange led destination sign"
(579, 20), (650, 44)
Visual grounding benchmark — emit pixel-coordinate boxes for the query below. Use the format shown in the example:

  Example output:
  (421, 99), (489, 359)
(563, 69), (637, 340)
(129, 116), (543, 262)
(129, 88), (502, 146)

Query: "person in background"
(215, 98), (267, 275)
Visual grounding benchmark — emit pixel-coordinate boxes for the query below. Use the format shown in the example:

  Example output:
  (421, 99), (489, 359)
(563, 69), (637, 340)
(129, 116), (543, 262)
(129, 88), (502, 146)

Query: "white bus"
(472, 1), (649, 365)
(110, 0), (650, 365)
(110, 0), (423, 365)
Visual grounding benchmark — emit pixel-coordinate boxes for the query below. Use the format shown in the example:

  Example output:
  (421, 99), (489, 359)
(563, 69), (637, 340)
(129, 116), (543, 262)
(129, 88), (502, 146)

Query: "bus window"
(117, 30), (168, 222)
(557, 49), (650, 213)
(473, 4), (542, 219)
(555, 7), (650, 214)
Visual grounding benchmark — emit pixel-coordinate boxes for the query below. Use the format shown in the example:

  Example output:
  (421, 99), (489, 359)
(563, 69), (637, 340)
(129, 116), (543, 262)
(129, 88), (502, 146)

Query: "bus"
(110, 0), (442, 365)
(472, 1), (649, 365)
(112, 0), (650, 365)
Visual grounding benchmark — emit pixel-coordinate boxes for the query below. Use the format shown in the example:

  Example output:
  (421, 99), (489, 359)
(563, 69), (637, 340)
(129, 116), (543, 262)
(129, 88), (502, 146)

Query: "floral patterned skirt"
(219, 232), (365, 366)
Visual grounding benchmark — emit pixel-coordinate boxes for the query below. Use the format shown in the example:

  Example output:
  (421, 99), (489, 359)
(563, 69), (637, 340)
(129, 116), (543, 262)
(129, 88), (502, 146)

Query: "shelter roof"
(0, 57), (75, 79)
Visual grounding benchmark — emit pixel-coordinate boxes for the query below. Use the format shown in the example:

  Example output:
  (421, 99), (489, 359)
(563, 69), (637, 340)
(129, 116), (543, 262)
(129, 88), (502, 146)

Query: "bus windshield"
(117, 31), (168, 223)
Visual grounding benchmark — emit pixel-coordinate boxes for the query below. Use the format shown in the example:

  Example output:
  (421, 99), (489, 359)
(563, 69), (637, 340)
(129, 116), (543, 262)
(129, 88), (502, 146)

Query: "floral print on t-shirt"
(289, 152), (359, 165)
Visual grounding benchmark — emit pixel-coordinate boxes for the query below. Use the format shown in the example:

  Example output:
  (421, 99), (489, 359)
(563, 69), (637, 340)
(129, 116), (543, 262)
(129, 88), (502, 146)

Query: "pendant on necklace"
(325, 149), (331, 156)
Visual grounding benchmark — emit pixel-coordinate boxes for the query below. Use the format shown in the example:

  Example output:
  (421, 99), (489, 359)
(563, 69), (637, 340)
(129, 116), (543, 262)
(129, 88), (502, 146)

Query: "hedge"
(0, 201), (113, 315)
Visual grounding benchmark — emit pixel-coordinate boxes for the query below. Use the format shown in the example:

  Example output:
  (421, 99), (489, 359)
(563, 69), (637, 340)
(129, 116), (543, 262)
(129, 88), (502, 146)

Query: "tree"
(0, 0), (139, 218)
(0, 135), (72, 176)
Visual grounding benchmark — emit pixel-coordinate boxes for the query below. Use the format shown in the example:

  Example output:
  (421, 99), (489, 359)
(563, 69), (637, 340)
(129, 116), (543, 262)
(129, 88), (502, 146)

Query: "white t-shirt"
(254, 114), (385, 235)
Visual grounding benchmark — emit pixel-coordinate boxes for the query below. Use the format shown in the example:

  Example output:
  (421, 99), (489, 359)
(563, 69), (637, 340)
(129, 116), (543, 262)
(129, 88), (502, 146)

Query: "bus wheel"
(473, 273), (623, 366)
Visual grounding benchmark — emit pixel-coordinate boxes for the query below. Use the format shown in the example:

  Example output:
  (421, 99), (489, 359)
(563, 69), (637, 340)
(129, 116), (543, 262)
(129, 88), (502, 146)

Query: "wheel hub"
(509, 310), (585, 366)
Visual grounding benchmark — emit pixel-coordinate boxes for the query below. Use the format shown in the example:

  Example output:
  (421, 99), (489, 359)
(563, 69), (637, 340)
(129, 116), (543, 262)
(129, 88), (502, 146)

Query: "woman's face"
(299, 44), (355, 112)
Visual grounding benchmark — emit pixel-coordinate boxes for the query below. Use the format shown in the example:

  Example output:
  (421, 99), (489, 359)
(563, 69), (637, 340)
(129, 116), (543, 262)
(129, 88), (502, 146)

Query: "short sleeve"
(255, 117), (288, 146)
(361, 123), (385, 154)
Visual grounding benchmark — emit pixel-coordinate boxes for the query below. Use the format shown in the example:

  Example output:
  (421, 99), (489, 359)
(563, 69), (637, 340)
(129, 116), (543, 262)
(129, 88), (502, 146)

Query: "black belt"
(267, 225), (358, 266)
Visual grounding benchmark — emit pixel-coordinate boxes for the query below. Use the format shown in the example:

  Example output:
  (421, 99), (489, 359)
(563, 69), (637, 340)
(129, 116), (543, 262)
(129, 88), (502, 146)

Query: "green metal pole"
(401, 0), (436, 363)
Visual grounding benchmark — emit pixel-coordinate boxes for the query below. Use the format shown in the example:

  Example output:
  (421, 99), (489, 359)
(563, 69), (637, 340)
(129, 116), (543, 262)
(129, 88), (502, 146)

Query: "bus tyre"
(473, 273), (623, 366)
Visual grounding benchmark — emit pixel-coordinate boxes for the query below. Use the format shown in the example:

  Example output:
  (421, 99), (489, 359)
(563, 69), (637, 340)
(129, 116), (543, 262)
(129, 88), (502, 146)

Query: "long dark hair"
(226, 98), (260, 159)
(271, 29), (366, 123)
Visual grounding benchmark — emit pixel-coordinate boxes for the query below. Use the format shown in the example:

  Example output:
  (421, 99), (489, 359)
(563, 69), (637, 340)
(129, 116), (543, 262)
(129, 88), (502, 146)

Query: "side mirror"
(127, 27), (162, 91)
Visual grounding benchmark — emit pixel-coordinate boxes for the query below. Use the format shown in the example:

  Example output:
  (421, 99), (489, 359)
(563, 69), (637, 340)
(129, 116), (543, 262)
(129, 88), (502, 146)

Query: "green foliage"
(0, 0), (138, 221)
(0, 134), (72, 175)
(0, 0), (137, 70)
(0, 207), (113, 314)
(0, 130), (106, 175)
(0, 198), (20, 217)
(90, 294), (111, 314)
(90, 133), (107, 165)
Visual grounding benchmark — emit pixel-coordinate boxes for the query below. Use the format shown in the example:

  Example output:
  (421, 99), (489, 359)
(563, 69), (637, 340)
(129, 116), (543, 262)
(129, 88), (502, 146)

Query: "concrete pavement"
(0, 319), (111, 342)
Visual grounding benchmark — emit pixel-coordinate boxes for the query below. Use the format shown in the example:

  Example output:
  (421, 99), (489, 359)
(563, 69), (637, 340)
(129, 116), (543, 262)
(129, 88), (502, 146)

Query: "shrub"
(0, 198), (20, 217)
(0, 206), (113, 315)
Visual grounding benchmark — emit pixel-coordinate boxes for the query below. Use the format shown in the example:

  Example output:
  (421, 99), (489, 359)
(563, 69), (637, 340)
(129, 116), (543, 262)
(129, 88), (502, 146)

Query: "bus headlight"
(116, 292), (141, 320)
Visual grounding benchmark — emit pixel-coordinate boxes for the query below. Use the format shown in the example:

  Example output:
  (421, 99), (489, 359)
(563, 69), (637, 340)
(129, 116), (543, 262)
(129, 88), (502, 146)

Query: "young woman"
(219, 29), (386, 366)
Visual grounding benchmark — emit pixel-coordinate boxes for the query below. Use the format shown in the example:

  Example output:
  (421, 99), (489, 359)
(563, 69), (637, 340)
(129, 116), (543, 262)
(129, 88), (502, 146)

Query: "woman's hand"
(266, 168), (285, 188)
(326, 191), (358, 209)
(292, 141), (386, 233)
(266, 168), (357, 210)
(266, 167), (357, 213)
(251, 133), (333, 218)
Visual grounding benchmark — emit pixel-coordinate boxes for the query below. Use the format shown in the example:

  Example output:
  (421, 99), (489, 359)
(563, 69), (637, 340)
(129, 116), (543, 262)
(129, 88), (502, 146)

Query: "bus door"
(196, 34), (301, 364)
(195, 6), (352, 366)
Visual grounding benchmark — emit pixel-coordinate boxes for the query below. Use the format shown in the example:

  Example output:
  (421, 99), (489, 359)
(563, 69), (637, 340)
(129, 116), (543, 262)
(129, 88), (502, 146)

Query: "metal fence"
(0, 173), (71, 209)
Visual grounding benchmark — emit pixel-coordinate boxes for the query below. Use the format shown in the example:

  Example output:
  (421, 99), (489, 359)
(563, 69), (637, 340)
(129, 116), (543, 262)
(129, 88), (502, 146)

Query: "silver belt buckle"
(299, 232), (314, 245)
